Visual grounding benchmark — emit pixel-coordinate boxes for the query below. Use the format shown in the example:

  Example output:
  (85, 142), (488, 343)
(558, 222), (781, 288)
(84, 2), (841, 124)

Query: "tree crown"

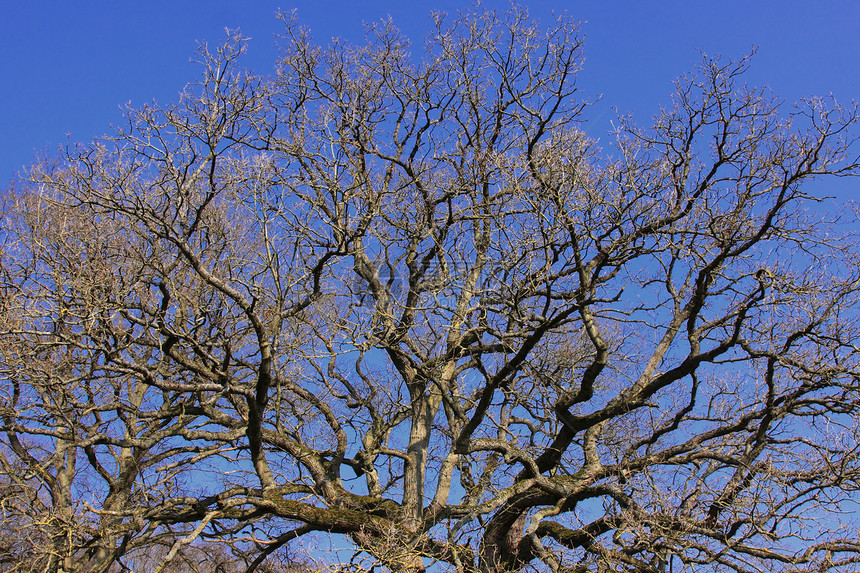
(1, 5), (859, 573)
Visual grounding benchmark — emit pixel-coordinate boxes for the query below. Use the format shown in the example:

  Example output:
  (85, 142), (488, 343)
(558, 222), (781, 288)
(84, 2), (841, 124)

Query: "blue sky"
(1, 1), (858, 185)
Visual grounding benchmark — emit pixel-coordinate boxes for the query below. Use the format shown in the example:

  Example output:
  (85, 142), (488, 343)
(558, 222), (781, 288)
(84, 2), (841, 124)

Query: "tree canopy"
(2, 6), (860, 573)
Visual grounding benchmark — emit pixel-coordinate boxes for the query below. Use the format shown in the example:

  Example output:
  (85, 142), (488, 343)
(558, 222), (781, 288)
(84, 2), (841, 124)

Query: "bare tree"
(2, 5), (860, 572)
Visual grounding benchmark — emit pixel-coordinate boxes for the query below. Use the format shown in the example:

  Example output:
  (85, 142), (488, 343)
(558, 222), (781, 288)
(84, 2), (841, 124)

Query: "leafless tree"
(2, 5), (860, 572)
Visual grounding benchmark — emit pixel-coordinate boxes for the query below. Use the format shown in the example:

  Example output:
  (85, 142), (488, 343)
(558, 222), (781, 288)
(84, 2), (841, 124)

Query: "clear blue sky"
(2, 1), (858, 185)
